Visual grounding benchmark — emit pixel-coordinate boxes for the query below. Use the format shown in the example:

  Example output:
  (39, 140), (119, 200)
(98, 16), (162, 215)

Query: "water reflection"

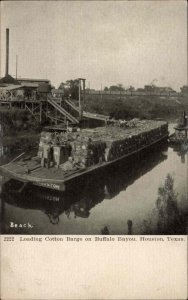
(1, 145), (168, 234)
(101, 226), (110, 235)
(127, 220), (133, 234)
(141, 173), (187, 234)
(141, 144), (188, 234)
(156, 174), (181, 232)
(171, 143), (188, 164)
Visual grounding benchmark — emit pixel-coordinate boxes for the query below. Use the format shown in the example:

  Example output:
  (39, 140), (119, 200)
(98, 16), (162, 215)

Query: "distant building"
(52, 89), (64, 98)
(144, 85), (175, 94)
(157, 87), (174, 93)
(180, 85), (188, 96)
(0, 84), (25, 101)
(144, 85), (155, 92)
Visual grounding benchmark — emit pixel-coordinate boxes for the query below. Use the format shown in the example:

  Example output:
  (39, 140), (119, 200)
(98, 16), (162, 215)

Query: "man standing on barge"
(41, 142), (53, 168)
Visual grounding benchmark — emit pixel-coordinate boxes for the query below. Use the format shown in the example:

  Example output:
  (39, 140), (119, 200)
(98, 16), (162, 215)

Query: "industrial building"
(0, 29), (51, 102)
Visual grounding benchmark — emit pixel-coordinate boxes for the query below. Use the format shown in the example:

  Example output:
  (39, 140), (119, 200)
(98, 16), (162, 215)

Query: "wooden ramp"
(47, 97), (79, 124)
(64, 99), (110, 122)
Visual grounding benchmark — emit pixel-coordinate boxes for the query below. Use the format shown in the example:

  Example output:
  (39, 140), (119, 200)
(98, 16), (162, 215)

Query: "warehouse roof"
(0, 84), (23, 91)
(18, 78), (50, 83)
(0, 75), (20, 85)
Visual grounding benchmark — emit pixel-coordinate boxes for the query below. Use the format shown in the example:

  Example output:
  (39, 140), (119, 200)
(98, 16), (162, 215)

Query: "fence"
(84, 90), (179, 97)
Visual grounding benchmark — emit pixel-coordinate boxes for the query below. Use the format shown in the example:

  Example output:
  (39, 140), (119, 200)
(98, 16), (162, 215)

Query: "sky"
(0, 1), (187, 90)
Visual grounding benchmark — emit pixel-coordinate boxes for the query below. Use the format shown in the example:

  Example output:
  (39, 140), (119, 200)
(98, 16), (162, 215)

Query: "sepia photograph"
(0, 0), (187, 236)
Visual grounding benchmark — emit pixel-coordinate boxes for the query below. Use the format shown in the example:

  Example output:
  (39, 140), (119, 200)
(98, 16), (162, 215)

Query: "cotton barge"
(0, 119), (168, 191)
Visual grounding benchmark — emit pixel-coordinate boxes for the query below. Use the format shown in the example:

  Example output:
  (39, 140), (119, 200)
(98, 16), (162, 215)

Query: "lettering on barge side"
(34, 182), (61, 190)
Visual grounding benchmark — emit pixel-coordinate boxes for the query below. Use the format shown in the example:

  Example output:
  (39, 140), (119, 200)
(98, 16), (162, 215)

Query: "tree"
(58, 79), (79, 99)
(117, 84), (125, 91)
(109, 84), (125, 92)
(58, 82), (66, 90)
(129, 85), (135, 92)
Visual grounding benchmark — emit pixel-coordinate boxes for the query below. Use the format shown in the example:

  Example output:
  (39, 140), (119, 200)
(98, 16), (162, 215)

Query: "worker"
(42, 142), (53, 168)
(49, 143), (54, 166)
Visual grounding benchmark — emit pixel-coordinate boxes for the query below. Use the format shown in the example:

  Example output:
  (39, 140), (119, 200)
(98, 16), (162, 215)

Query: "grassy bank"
(0, 108), (41, 151)
(84, 94), (188, 121)
(0, 108), (41, 135)
(2, 132), (40, 151)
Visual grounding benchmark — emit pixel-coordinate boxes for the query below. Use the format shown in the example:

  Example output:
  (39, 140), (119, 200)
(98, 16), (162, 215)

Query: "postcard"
(0, 1), (187, 299)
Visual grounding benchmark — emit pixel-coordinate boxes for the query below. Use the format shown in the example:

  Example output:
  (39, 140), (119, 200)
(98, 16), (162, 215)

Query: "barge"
(0, 119), (168, 191)
(1, 145), (168, 226)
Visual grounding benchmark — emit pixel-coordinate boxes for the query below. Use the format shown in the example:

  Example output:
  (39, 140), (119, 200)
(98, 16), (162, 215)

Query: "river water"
(0, 126), (188, 235)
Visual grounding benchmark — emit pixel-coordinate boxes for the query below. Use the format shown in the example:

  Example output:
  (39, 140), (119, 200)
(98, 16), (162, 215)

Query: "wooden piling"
(39, 101), (42, 123)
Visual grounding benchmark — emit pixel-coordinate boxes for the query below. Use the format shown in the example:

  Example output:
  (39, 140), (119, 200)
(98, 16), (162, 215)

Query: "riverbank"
(2, 132), (40, 150)
(84, 94), (188, 120)
(0, 108), (41, 136)
(0, 107), (41, 152)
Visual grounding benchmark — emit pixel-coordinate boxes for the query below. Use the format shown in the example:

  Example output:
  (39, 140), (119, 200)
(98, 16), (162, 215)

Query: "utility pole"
(83, 79), (86, 109)
(78, 78), (86, 119)
(187, 151), (188, 201)
(78, 79), (81, 118)
(39, 102), (42, 124)
(16, 55), (18, 79)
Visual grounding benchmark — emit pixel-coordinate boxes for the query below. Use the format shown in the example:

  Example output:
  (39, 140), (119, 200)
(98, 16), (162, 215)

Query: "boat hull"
(0, 134), (168, 192)
(169, 134), (188, 145)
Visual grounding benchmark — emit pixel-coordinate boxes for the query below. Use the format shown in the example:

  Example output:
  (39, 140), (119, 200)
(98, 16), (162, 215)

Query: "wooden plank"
(8, 152), (25, 164)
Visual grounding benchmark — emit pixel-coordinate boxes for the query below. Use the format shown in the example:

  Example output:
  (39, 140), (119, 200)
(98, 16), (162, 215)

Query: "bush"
(0, 108), (40, 134)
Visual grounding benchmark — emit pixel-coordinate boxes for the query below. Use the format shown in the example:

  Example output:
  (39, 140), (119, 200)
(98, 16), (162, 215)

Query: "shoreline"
(1, 132), (40, 150)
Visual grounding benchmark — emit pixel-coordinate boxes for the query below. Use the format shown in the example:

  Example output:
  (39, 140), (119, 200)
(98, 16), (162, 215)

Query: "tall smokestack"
(5, 28), (9, 76)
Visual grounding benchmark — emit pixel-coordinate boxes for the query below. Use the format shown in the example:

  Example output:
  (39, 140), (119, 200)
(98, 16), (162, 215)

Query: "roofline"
(17, 78), (50, 82)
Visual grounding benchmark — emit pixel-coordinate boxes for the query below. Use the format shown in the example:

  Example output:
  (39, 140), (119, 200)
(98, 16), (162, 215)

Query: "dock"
(0, 81), (111, 126)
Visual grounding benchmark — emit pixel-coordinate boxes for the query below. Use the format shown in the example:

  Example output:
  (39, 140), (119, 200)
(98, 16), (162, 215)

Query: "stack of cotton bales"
(71, 139), (106, 167)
